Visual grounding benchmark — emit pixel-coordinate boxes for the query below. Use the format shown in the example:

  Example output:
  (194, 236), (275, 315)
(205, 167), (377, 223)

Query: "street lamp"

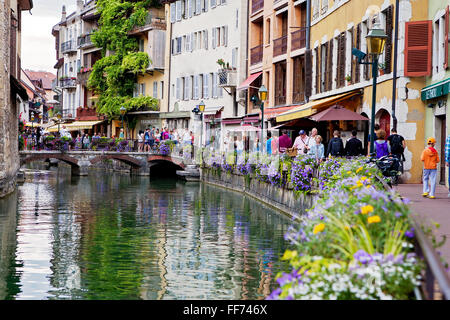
(56, 112), (62, 135)
(198, 100), (205, 149)
(353, 20), (387, 156)
(258, 85), (268, 153)
(120, 106), (126, 139)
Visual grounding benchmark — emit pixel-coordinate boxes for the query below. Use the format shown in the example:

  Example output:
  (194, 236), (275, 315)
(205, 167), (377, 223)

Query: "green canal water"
(0, 169), (289, 300)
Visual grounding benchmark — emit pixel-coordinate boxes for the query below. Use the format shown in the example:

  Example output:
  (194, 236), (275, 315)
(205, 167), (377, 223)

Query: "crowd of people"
(137, 127), (195, 152)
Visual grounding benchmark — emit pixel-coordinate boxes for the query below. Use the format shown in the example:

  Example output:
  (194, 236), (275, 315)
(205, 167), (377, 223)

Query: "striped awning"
(46, 120), (105, 132)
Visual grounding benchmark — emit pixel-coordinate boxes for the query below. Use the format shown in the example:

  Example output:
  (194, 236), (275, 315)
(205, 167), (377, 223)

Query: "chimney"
(62, 5), (66, 21)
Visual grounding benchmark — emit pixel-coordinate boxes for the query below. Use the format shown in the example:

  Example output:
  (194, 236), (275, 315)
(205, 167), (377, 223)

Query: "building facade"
(0, 0), (33, 198)
(165, 0), (249, 148)
(421, 0), (450, 189)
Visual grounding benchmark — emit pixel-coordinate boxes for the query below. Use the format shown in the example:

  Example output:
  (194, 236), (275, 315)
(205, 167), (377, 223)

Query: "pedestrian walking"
(387, 128), (406, 161)
(293, 130), (310, 155)
(326, 130), (344, 157)
(446, 134), (450, 198)
(345, 130), (363, 156)
(307, 128), (318, 151)
(421, 137), (440, 199)
(138, 130), (144, 152)
(308, 135), (325, 163)
(82, 133), (90, 149)
(266, 132), (272, 155)
(374, 129), (390, 159)
(119, 128), (125, 139)
(278, 130), (292, 154)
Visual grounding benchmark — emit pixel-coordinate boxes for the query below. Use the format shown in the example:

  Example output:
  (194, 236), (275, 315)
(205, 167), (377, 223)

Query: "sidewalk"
(394, 184), (450, 268)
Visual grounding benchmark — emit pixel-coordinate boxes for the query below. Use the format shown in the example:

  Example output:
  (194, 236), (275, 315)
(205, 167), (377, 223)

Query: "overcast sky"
(21, 0), (77, 74)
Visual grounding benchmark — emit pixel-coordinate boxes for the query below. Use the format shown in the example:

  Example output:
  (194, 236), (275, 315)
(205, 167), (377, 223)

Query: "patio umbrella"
(310, 105), (369, 122)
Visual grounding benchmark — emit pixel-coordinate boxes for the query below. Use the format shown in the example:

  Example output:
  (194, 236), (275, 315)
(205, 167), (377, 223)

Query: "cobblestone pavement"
(395, 184), (450, 269)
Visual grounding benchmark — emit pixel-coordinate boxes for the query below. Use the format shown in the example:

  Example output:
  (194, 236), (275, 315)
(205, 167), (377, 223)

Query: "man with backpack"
(387, 128), (406, 160)
(144, 128), (151, 152)
(326, 130), (344, 157)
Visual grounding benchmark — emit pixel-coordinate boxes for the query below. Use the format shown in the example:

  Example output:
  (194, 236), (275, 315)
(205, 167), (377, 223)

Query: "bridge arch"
(147, 155), (185, 177)
(89, 154), (143, 168)
(20, 153), (79, 168)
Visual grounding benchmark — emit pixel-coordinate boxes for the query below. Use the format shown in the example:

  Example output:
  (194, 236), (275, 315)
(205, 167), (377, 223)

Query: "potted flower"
(216, 58), (225, 69)
(345, 74), (352, 84)
(378, 62), (386, 76)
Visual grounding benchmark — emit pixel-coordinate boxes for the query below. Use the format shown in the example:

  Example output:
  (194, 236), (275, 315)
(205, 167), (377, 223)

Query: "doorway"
(438, 115), (446, 185)
(377, 109), (391, 139)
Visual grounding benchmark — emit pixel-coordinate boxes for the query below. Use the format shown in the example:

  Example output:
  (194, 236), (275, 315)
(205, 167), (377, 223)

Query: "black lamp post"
(198, 100), (205, 149)
(353, 20), (387, 156)
(258, 85), (268, 153)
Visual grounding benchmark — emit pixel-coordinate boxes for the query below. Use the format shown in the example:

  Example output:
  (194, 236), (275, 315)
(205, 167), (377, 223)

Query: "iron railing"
(273, 35), (288, 57)
(61, 40), (76, 54)
(250, 44), (263, 65)
(252, 0), (264, 14)
(291, 28), (307, 51)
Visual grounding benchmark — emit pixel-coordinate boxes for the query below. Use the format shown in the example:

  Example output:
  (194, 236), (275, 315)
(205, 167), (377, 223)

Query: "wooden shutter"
(355, 23), (361, 83)
(224, 26), (228, 47)
(212, 28), (216, 49)
(171, 3), (176, 23)
(404, 20), (432, 77)
(305, 49), (312, 99)
(445, 6), (449, 69)
(315, 47), (320, 94)
(349, 27), (354, 84)
(384, 5), (394, 73)
(327, 40), (333, 91)
(338, 32), (346, 88)
(204, 29), (208, 49)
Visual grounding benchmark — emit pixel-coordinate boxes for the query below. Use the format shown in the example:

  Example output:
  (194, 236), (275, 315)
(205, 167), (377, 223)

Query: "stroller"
(368, 154), (403, 186)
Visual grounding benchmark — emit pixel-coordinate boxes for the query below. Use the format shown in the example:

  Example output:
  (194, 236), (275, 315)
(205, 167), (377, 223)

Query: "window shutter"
(204, 30), (208, 49)
(404, 20), (432, 77)
(224, 26), (228, 47)
(355, 23), (361, 83)
(170, 4), (175, 23)
(212, 28), (216, 49)
(203, 73), (209, 98)
(338, 32), (346, 88)
(185, 77), (190, 100)
(153, 82), (158, 98)
(232, 47), (237, 68)
(305, 49), (312, 98)
(315, 47), (320, 94)
(212, 73), (217, 97)
(384, 5), (394, 73)
(194, 75), (198, 99)
(203, 0), (208, 12)
(191, 32), (194, 52)
(327, 40), (333, 91)
(176, 78), (180, 99)
(445, 6), (449, 69)
(188, 0), (193, 18)
(211, 0), (216, 9)
(196, 0), (201, 15)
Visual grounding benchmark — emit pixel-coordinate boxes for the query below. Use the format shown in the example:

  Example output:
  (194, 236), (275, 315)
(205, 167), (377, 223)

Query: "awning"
(47, 120), (105, 133)
(25, 123), (41, 127)
(310, 105), (369, 121)
(260, 105), (298, 119)
(276, 90), (361, 122)
(203, 106), (224, 115)
(421, 78), (450, 101)
(11, 75), (29, 101)
(237, 72), (262, 91)
(160, 111), (191, 119)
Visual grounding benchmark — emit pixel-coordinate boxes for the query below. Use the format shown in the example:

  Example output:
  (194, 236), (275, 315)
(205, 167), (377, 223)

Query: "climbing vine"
(88, 0), (161, 118)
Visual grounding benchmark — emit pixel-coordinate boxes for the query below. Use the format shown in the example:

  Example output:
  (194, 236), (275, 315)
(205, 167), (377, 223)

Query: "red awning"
(237, 72), (262, 91)
(310, 105), (369, 121)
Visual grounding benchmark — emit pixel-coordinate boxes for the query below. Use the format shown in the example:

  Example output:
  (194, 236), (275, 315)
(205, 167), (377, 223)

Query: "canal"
(0, 167), (289, 300)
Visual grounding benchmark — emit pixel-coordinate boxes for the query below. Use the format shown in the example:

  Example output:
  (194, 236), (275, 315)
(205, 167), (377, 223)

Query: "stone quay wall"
(0, 1), (20, 199)
(201, 168), (316, 219)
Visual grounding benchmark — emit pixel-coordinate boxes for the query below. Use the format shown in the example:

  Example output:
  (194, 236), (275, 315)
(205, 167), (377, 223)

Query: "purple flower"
(266, 288), (282, 300)
(354, 250), (373, 265)
(405, 228), (414, 238)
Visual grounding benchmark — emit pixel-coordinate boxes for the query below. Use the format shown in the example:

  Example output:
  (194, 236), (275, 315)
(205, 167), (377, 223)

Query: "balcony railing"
(60, 78), (77, 89)
(291, 28), (307, 51)
(252, 0), (264, 14)
(218, 69), (237, 88)
(61, 40), (76, 54)
(77, 34), (94, 48)
(273, 35), (288, 57)
(250, 44), (263, 65)
(292, 91), (305, 104)
(274, 95), (286, 106)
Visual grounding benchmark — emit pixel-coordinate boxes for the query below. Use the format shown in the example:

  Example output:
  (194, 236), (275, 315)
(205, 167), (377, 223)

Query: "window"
(211, 0), (216, 9)
(171, 3), (176, 22)
(161, 81), (164, 98)
(203, 30), (208, 49)
(266, 19), (271, 45)
(203, 0), (208, 12)
(176, 78), (181, 99)
(211, 72), (217, 98)
(198, 75), (203, 98)
(196, 0), (201, 15)
(203, 73), (209, 98)
(189, 0), (193, 18)
(176, 1), (182, 21)
(235, 9), (239, 29)
(184, 77), (189, 100)
(153, 82), (158, 98)
(140, 83), (146, 95)
(212, 28), (217, 48)
(134, 83), (139, 97)
(193, 75), (199, 99)
(139, 38), (145, 52)
(232, 47), (238, 68)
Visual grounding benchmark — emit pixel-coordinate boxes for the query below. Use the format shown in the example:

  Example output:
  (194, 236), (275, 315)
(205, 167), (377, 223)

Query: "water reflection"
(0, 170), (289, 300)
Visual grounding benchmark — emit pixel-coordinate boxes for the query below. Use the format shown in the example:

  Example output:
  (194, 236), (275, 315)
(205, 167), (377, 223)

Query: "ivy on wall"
(88, 0), (161, 118)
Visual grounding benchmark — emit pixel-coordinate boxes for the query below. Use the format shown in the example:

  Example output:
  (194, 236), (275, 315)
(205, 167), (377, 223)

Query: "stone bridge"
(19, 150), (194, 176)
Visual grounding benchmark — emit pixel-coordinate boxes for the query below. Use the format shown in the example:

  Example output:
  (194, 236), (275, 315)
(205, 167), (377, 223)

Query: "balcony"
(292, 91), (305, 104)
(61, 40), (77, 54)
(60, 78), (77, 89)
(291, 28), (307, 51)
(274, 95), (286, 106)
(77, 34), (94, 49)
(273, 35), (287, 57)
(129, 12), (166, 35)
(250, 44), (263, 65)
(218, 69), (237, 88)
(252, 0), (264, 14)
(77, 69), (92, 86)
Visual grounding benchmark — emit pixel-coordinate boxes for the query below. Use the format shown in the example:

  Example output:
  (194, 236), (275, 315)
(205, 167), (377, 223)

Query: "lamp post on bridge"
(120, 106), (126, 139)
(258, 85), (268, 154)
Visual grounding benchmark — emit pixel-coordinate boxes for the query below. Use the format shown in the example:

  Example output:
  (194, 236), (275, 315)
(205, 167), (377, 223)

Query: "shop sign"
(421, 79), (450, 101)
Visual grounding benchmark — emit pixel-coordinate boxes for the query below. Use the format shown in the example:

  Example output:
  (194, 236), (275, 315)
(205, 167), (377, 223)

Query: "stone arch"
(376, 108), (391, 138)
(89, 154), (143, 168)
(147, 155), (186, 170)
(20, 153), (79, 167)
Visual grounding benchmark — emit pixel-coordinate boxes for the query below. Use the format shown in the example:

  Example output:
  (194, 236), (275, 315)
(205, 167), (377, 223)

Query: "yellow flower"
(368, 215), (381, 224)
(313, 223), (325, 234)
(356, 181), (363, 188)
(344, 225), (350, 230)
(347, 171), (352, 175)
(281, 250), (298, 261)
(361, 176), (367, 181)
(368, 173), (372, 176)
(360, 205), (374, 215)
(356, 167), (363, 174)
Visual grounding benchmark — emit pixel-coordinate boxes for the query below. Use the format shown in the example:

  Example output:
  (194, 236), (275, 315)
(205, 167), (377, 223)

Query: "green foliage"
(88, 0), (161, 118)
